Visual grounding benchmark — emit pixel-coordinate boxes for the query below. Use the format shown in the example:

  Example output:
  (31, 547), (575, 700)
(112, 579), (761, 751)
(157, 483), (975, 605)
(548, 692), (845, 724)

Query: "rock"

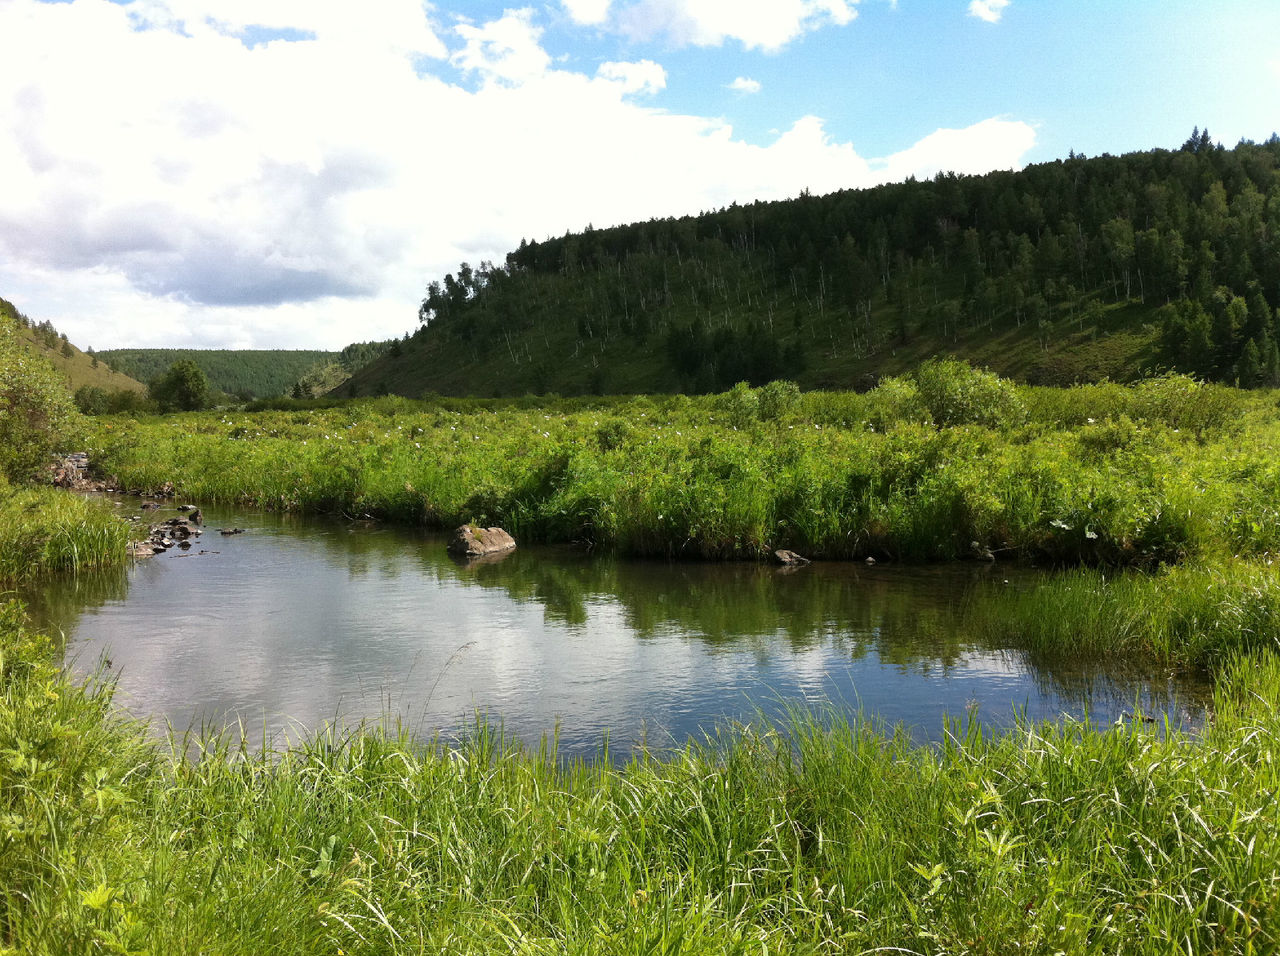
(447, 524), (516, 559)
(219, 528), (246, 536)
(772, 549), (810, 566)
(864, 556), (877, 566)
(970, 540), (996, 561)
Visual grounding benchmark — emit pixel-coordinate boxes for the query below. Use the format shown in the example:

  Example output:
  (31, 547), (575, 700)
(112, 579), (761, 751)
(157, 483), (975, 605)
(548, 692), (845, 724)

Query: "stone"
(772, 549), (810, 566)
(447, 524), (516, 559)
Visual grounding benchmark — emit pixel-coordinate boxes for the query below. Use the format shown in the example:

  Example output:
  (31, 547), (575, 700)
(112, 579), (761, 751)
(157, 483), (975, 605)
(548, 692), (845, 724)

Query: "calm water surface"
(23, 498), (1211, 758)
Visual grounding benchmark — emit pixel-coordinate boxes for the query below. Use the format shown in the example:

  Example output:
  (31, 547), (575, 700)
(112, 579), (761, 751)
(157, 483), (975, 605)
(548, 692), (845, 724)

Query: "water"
(22, 497), (1211, 758)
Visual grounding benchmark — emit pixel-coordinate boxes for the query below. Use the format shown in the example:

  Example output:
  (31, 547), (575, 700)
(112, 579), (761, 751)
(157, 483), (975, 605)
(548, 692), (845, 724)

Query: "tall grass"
(3, 600), (1280, 953)
(0, 483), (132, 581)
(971, 557), (1280, 672)
(86, 378), (1278, 565)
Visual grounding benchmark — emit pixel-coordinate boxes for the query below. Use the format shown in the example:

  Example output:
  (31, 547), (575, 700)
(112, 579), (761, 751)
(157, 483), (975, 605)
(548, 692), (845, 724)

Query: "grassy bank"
(974, 558), (1280, 672)
(87, 371), (1274, 565)
(2, 600), (1278, 954)
(0, 480), (132, 581)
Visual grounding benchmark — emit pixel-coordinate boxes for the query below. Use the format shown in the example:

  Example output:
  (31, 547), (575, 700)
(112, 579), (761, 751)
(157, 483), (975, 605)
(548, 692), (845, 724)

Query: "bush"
(1132, 372), (1242, 438)
(718, 381), (759, 429)
(864, 375), (929, 430)
(0, 315), (77, 482)
(756, 380), (800, 422)
(149, 359), (210, 412)
(914, 358), (1026, 429)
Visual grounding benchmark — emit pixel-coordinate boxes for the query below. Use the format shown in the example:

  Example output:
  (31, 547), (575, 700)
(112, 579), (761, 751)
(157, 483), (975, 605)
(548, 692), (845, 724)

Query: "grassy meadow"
(88, 368), (1270, 566)
(8, 364), (1280, 951)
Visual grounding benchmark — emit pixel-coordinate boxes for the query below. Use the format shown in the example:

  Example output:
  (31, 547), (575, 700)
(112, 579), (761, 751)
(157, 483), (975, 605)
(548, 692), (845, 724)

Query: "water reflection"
(21, 499), (1211, 758)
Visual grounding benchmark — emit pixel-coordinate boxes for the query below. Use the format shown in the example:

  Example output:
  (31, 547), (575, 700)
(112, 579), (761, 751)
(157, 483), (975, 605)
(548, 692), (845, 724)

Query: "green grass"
(3, 598), (1280, 954)
(86, 374), (1270, 566)
(972, 557), (1280, 671)
(0, 482), (132, 581)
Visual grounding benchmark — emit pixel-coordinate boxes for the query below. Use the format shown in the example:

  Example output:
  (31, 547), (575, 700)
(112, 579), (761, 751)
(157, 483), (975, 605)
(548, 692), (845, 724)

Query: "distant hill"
(99, 349), (337, 399)
(0, 296), (146, 395)
(342, 130), (1280, 398)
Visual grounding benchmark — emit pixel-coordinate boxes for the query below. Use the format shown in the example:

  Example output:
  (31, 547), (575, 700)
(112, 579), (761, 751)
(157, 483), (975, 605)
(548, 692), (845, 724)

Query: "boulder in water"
(447, 525), (517, 560)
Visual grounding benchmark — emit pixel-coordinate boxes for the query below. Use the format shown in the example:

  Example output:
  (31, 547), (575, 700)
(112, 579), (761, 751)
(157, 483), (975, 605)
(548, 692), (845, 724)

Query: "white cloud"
(967, 0), (1010, 24)
(452, 8), (551, 86)
(729, 76), (762, 94)
(873, 117), (1036, 181)
(596, 60), (667, 95)
(563, 0), (612, 25)
(0, 0), (1034, 351)
(616, 0), (857, 52)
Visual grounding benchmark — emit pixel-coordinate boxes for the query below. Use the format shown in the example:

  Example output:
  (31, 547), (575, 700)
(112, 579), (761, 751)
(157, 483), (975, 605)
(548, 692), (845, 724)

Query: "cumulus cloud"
(452, 8), (551, 86)
(616, 0), (857, 52)
(967, 0), (1010, 24)
(0, 0), (1033, 350)
(597, 60), (667, 95)
(873, 117), (1036, 181)
(728, 76), (762, 94)
(563, 0), (612, 25)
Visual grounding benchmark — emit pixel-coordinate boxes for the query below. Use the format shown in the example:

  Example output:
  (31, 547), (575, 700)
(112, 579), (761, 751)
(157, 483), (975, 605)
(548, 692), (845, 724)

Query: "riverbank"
(85, 372), (1270, 565)
(2, 598), (1277, 953)
(0, 478), (132, 581)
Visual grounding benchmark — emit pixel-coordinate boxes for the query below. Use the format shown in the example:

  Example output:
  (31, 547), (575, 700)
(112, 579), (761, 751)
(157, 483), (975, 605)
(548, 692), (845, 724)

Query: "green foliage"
(148, 359), (210, 412)
(73, 385), (154, 416)
(84, 374), (1270, 565)
(864, 375), (928, 430)
(718, 381), (758, 428)
(913, 359), (1027, 428)
(756, 379), (800, 421)
(0, 314), (77, 482)
(0, 486), (131, 580)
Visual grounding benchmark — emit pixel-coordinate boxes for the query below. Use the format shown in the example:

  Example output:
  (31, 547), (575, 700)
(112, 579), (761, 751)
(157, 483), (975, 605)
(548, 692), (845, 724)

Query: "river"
(20, 497), (1211, 759)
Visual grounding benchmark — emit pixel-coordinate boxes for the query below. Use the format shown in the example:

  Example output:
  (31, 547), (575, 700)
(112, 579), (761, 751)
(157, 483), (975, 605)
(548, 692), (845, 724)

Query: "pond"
(22, 497), (1211, 759)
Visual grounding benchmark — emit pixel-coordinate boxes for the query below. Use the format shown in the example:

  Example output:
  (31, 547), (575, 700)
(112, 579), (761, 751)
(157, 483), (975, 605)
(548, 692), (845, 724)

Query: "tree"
(0, 313), (77, 482)
(149, 359), (210, 412)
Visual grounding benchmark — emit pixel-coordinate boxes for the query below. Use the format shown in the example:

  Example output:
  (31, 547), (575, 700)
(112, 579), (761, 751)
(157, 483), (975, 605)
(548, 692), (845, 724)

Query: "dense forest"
(100, 341), (397, 400)
(99, 349), (337, 399)
(343, 129), (1280, 397)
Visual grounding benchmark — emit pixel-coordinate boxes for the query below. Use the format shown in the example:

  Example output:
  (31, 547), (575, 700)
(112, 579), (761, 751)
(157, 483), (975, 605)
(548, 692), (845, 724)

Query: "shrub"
(914, 359), (1026, 429)
(864, 375), (929, 430)
(0, 314), (77, 482)
(149, 359), (210, 412)
(1132, 372), (1242, 437)
(756, 380), (800, 422)
(719, 381), (759, 428)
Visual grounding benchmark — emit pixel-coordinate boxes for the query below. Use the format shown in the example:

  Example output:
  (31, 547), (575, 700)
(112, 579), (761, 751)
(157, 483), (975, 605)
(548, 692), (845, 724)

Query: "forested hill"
(343, 131), (1280, 398)
(100, 349), (336, 399)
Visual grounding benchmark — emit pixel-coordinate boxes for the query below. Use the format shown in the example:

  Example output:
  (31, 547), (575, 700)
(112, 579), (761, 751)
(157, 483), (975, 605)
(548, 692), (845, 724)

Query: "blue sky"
(0, 0), (1276, 351)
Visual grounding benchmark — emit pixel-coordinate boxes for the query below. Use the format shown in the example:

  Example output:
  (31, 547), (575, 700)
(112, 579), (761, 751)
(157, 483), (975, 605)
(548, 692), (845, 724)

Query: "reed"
(971, 558), (1280, 670)
(0, 484), (132, 581)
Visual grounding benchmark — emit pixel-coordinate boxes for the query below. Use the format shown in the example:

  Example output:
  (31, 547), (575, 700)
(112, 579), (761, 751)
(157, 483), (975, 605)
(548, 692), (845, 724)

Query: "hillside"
(343, 131), (1280, 397)
(0, 297), (145, 394)
(99, 349), (337, 399)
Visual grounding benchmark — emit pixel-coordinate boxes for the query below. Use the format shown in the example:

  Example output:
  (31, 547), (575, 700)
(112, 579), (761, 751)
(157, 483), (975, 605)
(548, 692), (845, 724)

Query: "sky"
(1, 0), (1278, 352)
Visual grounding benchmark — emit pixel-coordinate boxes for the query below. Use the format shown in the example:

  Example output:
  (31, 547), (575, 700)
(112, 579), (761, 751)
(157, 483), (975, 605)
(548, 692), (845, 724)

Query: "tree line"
(405, 130), (1280, 393)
